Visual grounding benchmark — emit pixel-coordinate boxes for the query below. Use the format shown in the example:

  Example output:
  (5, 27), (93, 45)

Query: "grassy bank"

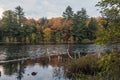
(65, 53), (120, 80)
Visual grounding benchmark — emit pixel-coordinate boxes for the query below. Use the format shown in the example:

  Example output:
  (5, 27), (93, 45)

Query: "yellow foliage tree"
(43, 28), (52, 42)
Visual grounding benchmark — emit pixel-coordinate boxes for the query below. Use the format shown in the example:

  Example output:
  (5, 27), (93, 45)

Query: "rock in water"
(31, 72), (37, 76)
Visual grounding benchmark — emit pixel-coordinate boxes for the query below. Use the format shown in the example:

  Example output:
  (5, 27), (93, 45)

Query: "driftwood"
(0, 57), (32, 64)
(67, 44), (74, 59)
(67, 49), (74, 59)
(0, 53), (67, 64)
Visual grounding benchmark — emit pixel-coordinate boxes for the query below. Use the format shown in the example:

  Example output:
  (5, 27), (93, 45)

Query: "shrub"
(98, 53), (120, 80)
(66, 54), (100, 78)
(66, 52), (120, 80)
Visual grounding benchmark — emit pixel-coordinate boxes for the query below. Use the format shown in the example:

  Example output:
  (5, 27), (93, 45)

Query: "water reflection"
(1, 61), (25, 80)
(5, 45), (29, 60)
(0, 55), (70, 80)
(0, 44), (119, 80)
(0, 44), (120, 61)
(70, 44), (120, 54)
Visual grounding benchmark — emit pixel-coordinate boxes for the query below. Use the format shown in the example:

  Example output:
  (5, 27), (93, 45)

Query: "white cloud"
(0, 7), (4, 19)
(0, 0), (101, 19)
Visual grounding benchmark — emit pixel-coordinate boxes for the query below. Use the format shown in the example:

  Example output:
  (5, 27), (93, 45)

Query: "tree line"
(0, 6), (98, 43)
(0, 0), (119, 44)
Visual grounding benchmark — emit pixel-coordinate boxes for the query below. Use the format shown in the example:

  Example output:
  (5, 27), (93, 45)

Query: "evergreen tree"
(63, 6), (73, 20)
(15, 6), (24, 27)
(72, 8), (88, 42)
(87, 18), (98, 40)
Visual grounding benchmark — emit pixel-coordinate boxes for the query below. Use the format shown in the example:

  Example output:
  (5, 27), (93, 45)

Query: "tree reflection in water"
(16, 61), (25, 80)
(40, 57), (49, 68)
(3, 62), (18, 75)
(3, 61), (25, 80)
(0, 44), (113, 80)
(3, 45), (28, 80)
(5, 45), (29, 60)
(1, 54), (70, 80)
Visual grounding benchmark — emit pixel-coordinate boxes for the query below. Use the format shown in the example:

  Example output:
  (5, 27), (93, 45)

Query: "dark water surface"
(0, 44), (119, 80)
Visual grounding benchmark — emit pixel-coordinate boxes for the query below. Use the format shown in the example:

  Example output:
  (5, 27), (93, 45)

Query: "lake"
(0, 44), (120, 80)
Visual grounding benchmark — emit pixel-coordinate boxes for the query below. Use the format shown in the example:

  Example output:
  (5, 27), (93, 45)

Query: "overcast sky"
(0, 0), (101, 19)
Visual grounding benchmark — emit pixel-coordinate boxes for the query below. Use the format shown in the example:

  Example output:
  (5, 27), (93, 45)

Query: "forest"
(0, 5), (99, 43)
(0, 0), (119, 44)
(0, 0), (120, 80)
(0, 1), (119, 44)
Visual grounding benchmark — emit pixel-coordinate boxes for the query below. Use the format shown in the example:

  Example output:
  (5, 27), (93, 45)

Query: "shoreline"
(0, 42), (95, 45)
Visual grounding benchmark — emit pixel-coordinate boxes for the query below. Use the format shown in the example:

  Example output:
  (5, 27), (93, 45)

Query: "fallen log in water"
(0, 54), (68, 64)
(0, 57), (31, 64)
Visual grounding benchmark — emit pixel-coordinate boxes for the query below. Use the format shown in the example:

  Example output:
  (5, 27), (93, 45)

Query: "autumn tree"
(48, 17), (64, 42)
(51, 17), (63, 30)
(43, 28), (52, 42)
(37, 18), (48, 42)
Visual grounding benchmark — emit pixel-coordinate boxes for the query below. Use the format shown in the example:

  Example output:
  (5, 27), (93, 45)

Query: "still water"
(0, 44), (119, 80)
(0, 59), (68, 80)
